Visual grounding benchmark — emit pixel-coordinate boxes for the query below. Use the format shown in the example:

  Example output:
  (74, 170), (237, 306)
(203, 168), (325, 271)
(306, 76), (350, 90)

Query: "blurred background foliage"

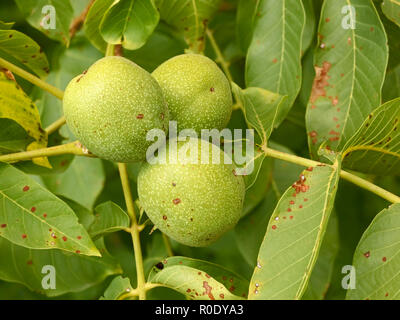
(0, 0), (398, 300)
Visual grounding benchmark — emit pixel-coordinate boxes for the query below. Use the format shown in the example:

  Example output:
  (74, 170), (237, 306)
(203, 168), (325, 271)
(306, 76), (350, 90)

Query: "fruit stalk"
(118, 163), (147, 300)
(162, 233), (174, 257)
(45, 116), (67, 135)
(205, 29), (233, 83)
(0, 57), (64, 100)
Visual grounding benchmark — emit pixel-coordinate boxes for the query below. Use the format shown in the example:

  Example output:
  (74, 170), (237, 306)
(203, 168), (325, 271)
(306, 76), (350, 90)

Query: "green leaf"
(148, 256), (249, 300)
(89, 201), (130, 239)
(0, 71), (49, 167)
(306, 0), (389, 158)
(346, 203), (400, 300)
(0, 163), (100, 256)
(100, 276), (134, 300)
(249, 163), (340, 300)
(60, 196), (94, 230)
(235, 190), (277, 266)
(124, 22), (186, 72)
(269, 141), (304, 194)
(84, 0), (114, 53)
(232, 83), (287, 143)
(42, 156), (105, 210)
(0, 238), (120, 297)
(382, 0), (400, 27)
(14, 0), (74, 46)
(236, 0), (261, 53)
(242, 149), (266, 189)
(301, 0), (317, 54)
(100, 0), (159, 50)
(0, 118), (34, 154)
(156, 0), (221, 53)
(0, 21), (14, 30)
(242, 157), (273, 217)
(302, 211), (339, 300)
(245, 0), (305, 126)
(383, 65), (400, 102)
(341, 98), (400, 175)
(0, 29), (49, 78)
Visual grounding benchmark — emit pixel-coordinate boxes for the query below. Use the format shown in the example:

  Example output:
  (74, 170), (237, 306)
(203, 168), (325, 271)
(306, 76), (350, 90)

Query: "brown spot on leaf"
(203, 281), (215, 300)
(2, 68), (15, 81)
(173, 198), (181, 205)
(310, 61), (332, 104)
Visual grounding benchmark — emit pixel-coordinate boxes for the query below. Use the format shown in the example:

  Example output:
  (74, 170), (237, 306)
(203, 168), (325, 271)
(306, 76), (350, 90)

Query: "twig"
(69, 0), (95, 39)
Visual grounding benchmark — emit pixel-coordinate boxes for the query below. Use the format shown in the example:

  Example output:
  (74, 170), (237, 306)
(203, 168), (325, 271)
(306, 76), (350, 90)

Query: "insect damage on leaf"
(310, 61), (332, 108)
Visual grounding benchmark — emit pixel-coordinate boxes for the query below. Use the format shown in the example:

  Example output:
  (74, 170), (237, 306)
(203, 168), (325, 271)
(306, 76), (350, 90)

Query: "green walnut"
(63, 56), (169, 163)
(137, 138), (245, 247)
(152, 54), (232, 133)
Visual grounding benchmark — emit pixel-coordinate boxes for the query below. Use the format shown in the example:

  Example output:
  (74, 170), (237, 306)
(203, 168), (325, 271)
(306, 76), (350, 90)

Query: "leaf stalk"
(0, 57), (64, 100)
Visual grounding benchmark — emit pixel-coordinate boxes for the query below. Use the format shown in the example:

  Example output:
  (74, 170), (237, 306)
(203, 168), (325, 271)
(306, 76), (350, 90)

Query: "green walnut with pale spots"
(152, 54), (233, 133)
(63, 56), (169, 163)
(137, 138), (245, 247)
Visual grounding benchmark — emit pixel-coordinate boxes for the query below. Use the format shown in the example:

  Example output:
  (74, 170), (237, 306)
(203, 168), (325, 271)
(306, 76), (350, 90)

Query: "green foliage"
(0, 0), (399, 301)
(14, 0), (74, 46)
(0, 72), (49, 167)
(347, 203), (400, 300)
(342, 98), (400, 175)
(0, 26), (49, 78)
(100, 0), (159, 50)
(155, 0), (222, 53)
(246, 0), (305, 126)
(148, 256), (248, 300)
(306, 0), (388, 158)
(249, 164), (340, 299)
(0, 163), (100, 256)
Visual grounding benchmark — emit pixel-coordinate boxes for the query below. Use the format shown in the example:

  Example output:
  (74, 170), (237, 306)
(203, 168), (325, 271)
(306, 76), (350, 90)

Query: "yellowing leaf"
(0, 71), (49, 167)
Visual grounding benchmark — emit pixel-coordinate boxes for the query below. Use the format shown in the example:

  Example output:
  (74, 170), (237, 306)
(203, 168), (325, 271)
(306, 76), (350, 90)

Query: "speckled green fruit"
(137, 138), (245, 247)
(152, 54), (232, 133)
(63, 56), (169, 163)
